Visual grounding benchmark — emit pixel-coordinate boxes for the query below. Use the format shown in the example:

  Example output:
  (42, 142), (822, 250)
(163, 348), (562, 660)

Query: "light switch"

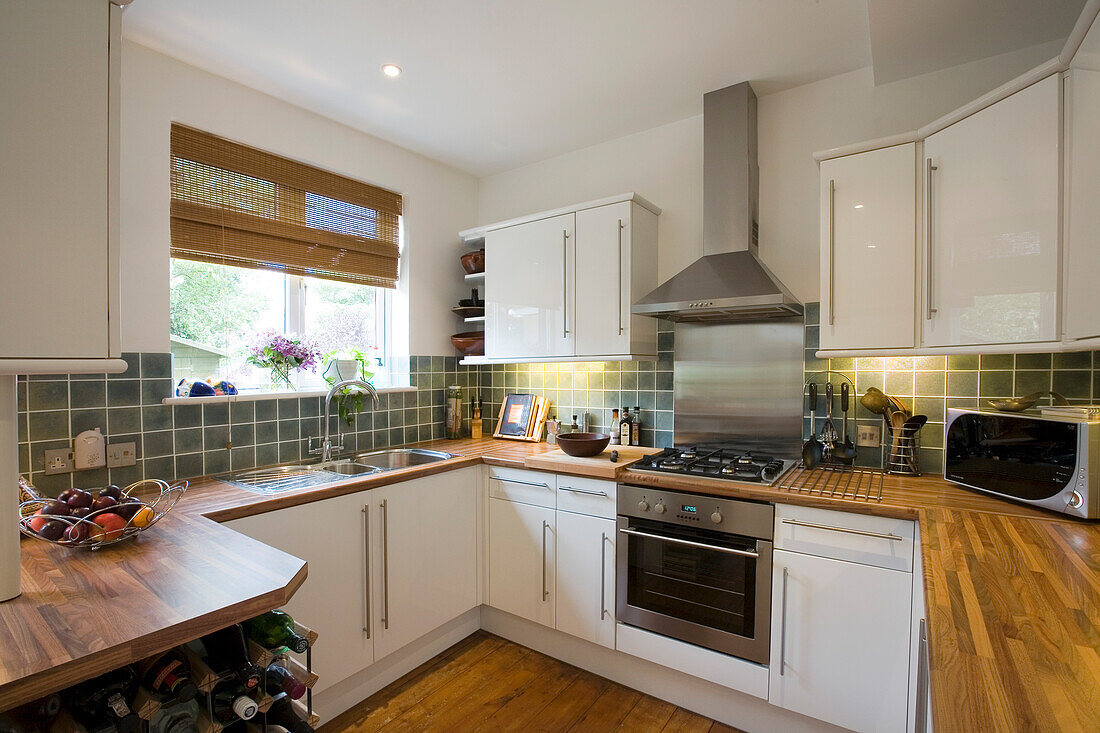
(856, 424), (882, 448)
(106, 442), (137, 468)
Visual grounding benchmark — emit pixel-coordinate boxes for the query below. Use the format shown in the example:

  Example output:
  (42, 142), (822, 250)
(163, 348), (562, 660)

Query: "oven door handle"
(618, 527), (760, 558)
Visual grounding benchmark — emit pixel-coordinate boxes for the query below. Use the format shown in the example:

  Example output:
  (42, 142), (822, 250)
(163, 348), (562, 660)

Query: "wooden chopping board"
(524, 446), (662, 479)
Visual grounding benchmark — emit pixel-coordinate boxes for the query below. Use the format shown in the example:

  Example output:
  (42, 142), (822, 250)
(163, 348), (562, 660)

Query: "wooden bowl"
(556, 432), (611, 457)
(460, 249), (485, 275)
(451, 331), (485, 356)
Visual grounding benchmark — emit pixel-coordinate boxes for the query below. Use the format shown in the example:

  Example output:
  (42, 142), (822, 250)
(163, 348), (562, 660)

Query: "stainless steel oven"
(616, 484), (773, 664)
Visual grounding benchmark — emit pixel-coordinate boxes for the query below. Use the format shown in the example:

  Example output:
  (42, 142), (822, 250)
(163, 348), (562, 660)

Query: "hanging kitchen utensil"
(821, 383), (840, 452)
(801, 383), (824, 468)
(834, 382), (857, 464)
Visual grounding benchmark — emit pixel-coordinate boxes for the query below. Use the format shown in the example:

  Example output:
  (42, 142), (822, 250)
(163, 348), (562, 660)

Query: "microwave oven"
(944, 408), (1100, 518)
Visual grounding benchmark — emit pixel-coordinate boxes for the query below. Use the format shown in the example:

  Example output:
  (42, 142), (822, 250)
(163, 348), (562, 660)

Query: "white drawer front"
(774, 504), (915, 572)
(488, 466), (557, 508)
(556, 476), (616, 519)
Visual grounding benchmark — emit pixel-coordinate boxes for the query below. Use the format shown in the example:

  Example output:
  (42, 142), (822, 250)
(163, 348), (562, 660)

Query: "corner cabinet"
(819, 144), (917, 350)
(0, 0), (121, 360)
(479, 194), (659, 362)
(922, 74), (1061, 348)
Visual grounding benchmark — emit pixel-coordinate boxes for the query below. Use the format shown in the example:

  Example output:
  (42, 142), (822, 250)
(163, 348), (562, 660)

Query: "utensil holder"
(882, 417), (921, 476)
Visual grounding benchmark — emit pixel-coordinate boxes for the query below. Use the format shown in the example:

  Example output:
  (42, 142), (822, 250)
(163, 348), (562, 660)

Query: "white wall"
(477, 41), (1061, 303)
(119, 41), (478, 355)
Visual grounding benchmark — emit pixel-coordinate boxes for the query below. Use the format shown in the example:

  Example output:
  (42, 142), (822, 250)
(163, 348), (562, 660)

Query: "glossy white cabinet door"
(371, 469), (478, 661)
(554, 511), (615, 649)
(922, 75), (1060, 347)
(770, 550), (912, 733)
(819, 144), (917, 350)
(485, 213), (575, 359)
(488, 497), (556, 628)
(1064, 69), (1100, 341)
(0, 0), (115, 358)
(226, 492), (374, 692)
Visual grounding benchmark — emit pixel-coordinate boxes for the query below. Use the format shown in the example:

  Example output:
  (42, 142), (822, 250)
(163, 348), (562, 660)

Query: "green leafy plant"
(323, 348), (380, 426)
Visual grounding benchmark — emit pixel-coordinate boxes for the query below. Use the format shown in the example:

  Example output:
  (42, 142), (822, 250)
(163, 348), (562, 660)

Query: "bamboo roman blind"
(170, 124), (402, 288)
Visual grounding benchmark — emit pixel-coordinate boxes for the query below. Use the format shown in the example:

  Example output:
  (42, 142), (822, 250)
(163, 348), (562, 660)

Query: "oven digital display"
(681, 504), (698, 513)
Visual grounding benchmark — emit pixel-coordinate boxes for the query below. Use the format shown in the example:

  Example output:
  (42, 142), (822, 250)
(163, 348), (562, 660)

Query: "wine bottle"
(265, 663), (307, 700)
(631, 406), (642, 446)
(619, 406), (632, 446)
(210, 680), (258, 723)
(200, 625), (263, 689)
(264, 693), (314, 733)
(137, 648), (198, 702)
(0, 693), (61, 732)
(64, 666), (142, 733)
(148, 699), (201, 733)
(244, 610), (310, 654)
(609, 409), (620, 445)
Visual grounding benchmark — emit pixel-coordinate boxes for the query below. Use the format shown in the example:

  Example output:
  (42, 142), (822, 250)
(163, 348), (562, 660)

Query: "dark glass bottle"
(210, 680), (258, 723)
(64, 666), (142, 733)
(265, 693), (314, 733)
(200, 625), (263, 689)
(265, 663), (306, 700)
(137, 648), (198, 702)
(244, 610), (309, 654)
(619, 406), (633, 446)
(631, 406), (642, 446)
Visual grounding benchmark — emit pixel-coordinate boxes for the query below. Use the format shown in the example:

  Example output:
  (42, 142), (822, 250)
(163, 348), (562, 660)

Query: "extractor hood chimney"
(632, 82), (803, 323)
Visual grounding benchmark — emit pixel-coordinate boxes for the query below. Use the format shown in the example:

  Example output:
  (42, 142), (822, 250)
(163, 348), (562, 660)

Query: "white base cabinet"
(554, 511), (616, 649)
(488, 497), (557, 628)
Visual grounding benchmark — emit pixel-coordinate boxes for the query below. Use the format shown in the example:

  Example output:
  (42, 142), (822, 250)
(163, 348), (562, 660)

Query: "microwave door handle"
(618, 527), (760, 559)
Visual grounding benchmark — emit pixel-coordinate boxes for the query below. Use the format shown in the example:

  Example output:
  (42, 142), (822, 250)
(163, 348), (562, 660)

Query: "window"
(170, 259), (390, 391)
(167, 124), (402, 393)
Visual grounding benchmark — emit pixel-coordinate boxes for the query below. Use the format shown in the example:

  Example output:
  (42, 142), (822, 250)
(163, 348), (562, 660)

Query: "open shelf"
(459, 355), (490, 365)
(463, 271), (484, 282)
(464, 315), (485, 323)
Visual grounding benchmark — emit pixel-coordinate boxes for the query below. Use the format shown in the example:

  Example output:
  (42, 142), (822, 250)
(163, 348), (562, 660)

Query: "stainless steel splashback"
(673, 319), (804, 458)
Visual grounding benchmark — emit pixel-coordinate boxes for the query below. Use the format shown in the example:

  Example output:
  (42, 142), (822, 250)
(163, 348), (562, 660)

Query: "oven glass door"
(617, 516), (771, 664)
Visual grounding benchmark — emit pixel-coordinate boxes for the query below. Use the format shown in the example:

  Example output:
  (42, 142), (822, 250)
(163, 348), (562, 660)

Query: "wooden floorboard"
(320, 632), (743, 733)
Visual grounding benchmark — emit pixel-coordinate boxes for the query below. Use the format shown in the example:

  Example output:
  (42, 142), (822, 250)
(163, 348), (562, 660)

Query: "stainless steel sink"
(352, 448), (456, 470)
(218, 461), (382, 494)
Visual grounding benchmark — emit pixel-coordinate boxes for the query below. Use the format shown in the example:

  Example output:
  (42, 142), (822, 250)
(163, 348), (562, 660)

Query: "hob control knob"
(711, 510), (723, 524)
(637, 500), (650, 512)
(654, 502), (666, 514)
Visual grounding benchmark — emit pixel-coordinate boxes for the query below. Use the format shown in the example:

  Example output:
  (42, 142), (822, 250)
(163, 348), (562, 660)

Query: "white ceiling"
(122, 0), (872, 177)
(867, 0), (1086, 84)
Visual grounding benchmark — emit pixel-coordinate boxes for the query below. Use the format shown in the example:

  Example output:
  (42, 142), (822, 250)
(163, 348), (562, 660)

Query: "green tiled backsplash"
(18, 324), (676, 496)
(803, 302), (1100, 472)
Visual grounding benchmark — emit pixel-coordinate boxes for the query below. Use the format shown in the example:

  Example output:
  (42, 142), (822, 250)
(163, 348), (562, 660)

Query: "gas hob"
(631, 446), (796, 485)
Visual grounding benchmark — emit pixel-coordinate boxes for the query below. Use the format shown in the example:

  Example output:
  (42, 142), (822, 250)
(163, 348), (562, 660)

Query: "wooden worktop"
(4, 435), (1099, 731)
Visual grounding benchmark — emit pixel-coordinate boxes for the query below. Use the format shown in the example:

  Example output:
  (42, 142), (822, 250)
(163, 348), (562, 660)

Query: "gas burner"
(680, 449), (698, 460)
(631, 445), (796, 485)
(735, 454), (756, 466)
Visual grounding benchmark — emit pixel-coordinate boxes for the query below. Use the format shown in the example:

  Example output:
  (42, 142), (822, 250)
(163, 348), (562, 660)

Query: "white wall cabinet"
(819, 144), (917, 351)
(769, 549), (913, 733)
(481, 194), (658, 362)
(922, 75), (1060, 348)
(226, 491), (374, 693)
(370, 469), (479, 661)
(488, 497), (557, 627)
(1063, 69), (1100, 342)
(0, 0), (120, 359)
(554, 510), (616, 649)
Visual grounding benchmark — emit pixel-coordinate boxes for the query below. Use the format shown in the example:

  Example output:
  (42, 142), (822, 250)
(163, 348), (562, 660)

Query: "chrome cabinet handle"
(361, 505), (371, 636)
(541, 520), (550, 601)
(618, 527), (760, 558)
(916, 618), (929, 732)
(617, 218), (624, 336)
(926, 158), (938, 319)
(780, 517), (904, 541)
(779, 566), (789, 676)
(381, 498), (389, 630)
(558, 486), (608, 497)
(490, 476), (550, 489)
(562, 230), (570, 338)
(827, 178), (835, 327)
(600, 531), (608, 620)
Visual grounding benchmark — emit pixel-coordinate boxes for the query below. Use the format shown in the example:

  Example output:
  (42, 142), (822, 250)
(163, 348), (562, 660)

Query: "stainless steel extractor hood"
(633, 82), (803, 323)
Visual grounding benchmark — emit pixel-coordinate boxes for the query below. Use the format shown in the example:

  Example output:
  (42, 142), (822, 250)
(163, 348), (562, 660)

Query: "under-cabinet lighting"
(382, 64), (402, 77)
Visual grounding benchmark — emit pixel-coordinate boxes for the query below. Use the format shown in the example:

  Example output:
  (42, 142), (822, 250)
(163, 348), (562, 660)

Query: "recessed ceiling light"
(382, 64), (402, 78)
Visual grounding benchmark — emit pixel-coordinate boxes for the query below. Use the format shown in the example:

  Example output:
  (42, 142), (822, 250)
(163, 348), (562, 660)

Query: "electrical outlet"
(106, 442), (137, 468)
(856, 424), (882, 448)
(44, 448), (74, 475)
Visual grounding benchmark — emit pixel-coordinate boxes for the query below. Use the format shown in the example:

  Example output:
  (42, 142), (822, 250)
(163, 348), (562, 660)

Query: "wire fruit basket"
(18, 479), (187, 550)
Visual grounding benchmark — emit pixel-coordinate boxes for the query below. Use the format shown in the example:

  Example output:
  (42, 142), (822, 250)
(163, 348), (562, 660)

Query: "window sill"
(162, 385), (416, 405)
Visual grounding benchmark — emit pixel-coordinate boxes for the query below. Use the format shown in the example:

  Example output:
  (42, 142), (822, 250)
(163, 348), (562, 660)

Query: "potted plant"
(246, 331), (322, 390)
(323, 348), (380, 426)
